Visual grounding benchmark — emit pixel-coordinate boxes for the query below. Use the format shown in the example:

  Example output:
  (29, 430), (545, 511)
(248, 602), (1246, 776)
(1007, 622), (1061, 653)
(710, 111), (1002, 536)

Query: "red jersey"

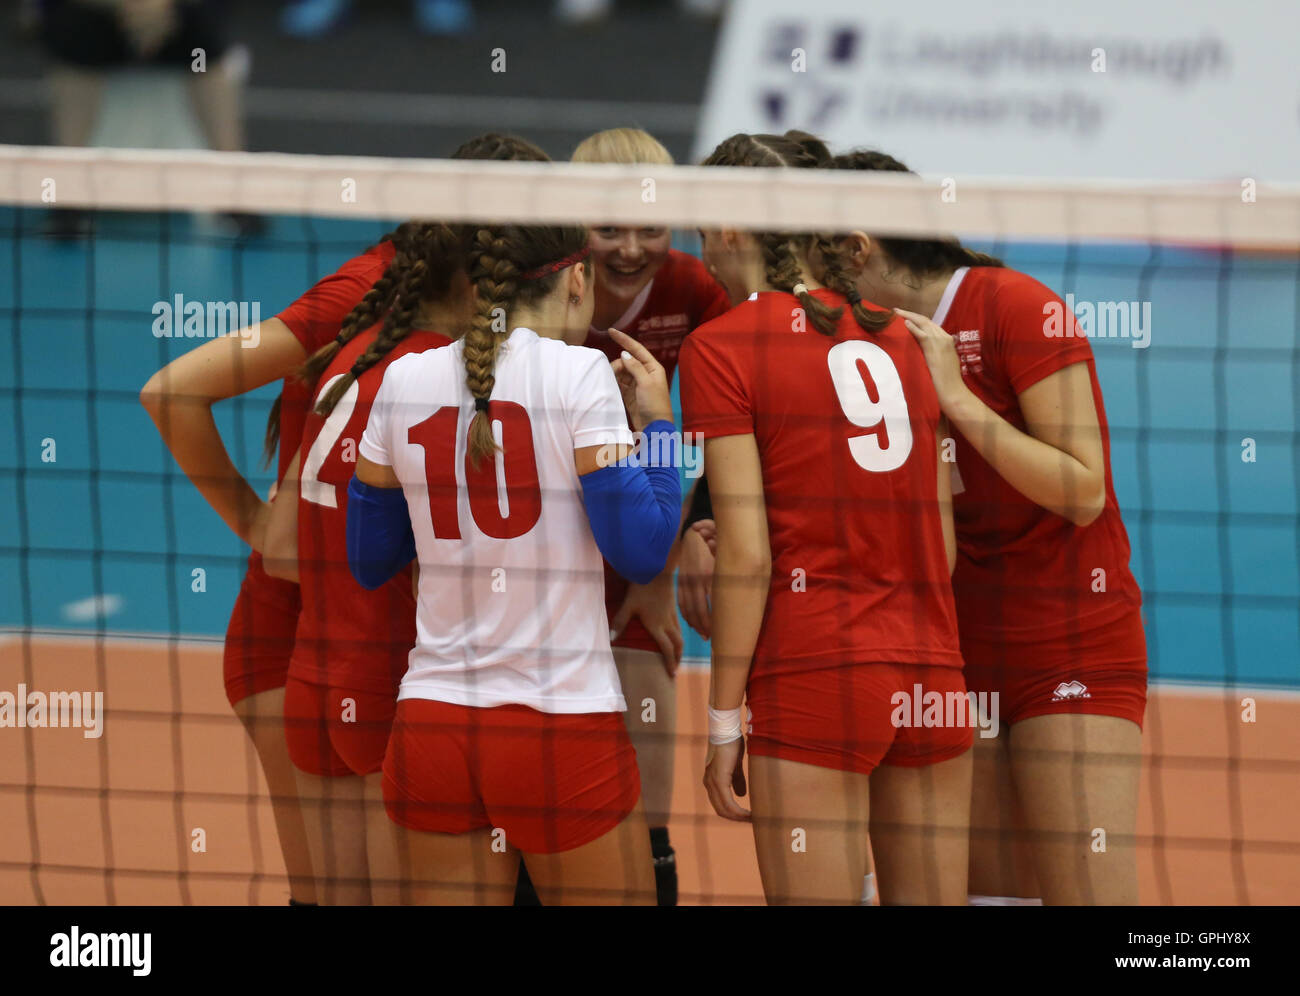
(227, 242), (396, 695)
(274, 241), (397, 481)
(583, 249), (730, 379)
(679, 289), (962, 676)
(935, 267), (1142, 643)
(289, 324), (453, 693)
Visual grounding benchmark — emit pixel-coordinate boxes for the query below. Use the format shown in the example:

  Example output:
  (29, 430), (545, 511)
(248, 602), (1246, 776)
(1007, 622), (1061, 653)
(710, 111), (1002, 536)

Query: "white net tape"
(3, 144), (1299, 247)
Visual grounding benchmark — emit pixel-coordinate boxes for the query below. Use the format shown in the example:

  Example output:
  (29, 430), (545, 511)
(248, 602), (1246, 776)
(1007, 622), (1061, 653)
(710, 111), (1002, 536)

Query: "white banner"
(694, 0), (1300, 181)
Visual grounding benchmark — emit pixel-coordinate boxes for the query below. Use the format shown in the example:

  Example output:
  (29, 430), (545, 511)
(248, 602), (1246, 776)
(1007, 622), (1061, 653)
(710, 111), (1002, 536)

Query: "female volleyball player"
(350, 223), (681, 905)
(140, 132), (549, 906)
(678, 132), (973, 906)
(563, 127), (731, 905)
(263, 222), (468, 906)
(831, 149), (1147, 905)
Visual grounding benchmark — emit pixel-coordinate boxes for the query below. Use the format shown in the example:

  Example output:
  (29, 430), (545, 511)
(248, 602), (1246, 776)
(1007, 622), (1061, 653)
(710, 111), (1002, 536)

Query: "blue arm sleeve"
(579, 420), (682, 585)
(346, 477), (417, 591)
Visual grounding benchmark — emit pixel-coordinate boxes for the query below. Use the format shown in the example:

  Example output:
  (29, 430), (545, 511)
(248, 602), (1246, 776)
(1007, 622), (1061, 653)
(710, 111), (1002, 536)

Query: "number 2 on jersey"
(300, 374), (360, 508)
(827, 340), (913, 472)
(408, 403), (542, 540)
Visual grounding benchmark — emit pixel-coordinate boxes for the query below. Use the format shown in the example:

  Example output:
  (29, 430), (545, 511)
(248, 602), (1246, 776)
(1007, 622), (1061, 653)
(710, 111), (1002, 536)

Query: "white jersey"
(359, 327), (634, 714)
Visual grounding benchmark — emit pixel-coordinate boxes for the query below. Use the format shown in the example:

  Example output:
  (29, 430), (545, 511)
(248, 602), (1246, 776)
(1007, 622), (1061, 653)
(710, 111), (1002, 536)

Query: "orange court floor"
(1, 635), (1297, 906)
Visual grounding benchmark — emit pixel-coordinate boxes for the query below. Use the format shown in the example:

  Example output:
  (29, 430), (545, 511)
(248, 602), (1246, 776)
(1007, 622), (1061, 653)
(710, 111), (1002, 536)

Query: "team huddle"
(140, 127), (1146, 906)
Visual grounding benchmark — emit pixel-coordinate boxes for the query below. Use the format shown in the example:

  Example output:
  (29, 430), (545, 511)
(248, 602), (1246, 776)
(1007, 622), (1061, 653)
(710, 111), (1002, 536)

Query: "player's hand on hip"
(894, 308), (970, 412)
(703, 737), (750, 822)
(608, 328), (673, 431)
(677, 520), (716, 639)
(246, 499), (273, 554)
(610, 572), (683, 676)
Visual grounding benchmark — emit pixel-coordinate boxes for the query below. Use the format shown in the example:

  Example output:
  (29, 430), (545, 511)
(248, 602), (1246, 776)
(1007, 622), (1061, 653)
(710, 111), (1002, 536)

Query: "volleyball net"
(0, 144), (1298, 905)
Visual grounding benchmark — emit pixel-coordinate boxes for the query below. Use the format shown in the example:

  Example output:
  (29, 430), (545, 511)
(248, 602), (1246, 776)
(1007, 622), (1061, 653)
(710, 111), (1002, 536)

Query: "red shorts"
(603, 561), (659, 654)
(283, 674), (396, 777)
(223, 553), (300, 708)
(382, 698), (641, 854)
(960, 608), (1148, 729)
(746, 663), (974, 775)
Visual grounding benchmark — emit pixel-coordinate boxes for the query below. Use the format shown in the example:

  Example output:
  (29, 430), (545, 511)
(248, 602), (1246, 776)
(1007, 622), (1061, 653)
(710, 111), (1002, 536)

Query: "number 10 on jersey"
(408, 402), (543, 540)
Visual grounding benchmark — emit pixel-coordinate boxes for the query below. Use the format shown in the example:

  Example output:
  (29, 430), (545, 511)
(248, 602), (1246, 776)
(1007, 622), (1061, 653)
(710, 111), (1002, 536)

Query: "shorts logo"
(1052, 680), (1091, 701)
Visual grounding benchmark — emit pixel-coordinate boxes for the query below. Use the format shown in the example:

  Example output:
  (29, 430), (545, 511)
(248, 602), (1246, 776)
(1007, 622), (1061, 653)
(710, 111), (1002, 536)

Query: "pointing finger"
(608, 329), (661, 372)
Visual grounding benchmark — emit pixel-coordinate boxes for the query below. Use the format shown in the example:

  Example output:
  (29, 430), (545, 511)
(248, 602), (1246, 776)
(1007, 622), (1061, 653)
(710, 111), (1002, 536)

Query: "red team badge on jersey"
(954, 328), (983, 374)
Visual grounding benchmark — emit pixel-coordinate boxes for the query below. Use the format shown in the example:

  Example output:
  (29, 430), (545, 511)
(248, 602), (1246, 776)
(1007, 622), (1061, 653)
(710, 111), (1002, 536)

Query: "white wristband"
(708, 706), (744, 745)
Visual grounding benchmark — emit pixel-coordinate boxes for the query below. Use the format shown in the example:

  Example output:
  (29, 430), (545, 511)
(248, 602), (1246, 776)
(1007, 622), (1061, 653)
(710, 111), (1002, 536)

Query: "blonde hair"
(571, 128), (674, 166)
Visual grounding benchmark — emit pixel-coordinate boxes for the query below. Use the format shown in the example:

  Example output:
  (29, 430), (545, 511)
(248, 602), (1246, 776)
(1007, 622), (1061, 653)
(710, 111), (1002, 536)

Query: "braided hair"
(701, 131), (892, 336)
(310, 222), (473, 418)
(461, 224), (588, 467)
(260, 132), (552, 465)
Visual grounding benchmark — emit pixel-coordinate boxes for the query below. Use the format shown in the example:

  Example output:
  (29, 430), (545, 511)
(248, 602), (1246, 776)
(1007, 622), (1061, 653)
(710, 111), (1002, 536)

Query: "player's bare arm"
(140, 315), (306, 547)
(897, 309), (1105, 526)
(702, 432), (768, 822)
(264, 449), (302, 582)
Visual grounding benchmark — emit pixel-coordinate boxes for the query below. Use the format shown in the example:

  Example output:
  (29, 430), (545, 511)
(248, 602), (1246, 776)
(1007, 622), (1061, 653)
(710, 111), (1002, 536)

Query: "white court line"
(0, 628), (224, 652)
(1143, 680), (1300, 701)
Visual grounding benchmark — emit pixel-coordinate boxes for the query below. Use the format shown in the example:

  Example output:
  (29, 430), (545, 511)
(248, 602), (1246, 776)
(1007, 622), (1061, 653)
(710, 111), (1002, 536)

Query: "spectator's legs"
(47, 64), (105, 147)
(185, 48), (247, 152)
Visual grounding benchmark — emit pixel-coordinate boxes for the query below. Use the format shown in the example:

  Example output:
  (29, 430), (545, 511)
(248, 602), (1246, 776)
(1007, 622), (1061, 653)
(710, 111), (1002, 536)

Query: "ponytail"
(261, 393), (283, 468)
